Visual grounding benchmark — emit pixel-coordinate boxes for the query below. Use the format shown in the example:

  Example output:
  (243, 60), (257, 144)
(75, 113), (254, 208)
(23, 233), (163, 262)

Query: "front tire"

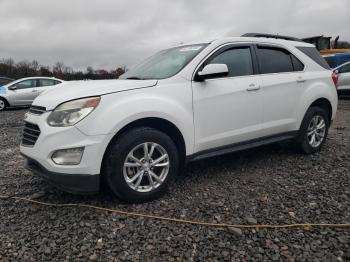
(296, 106), (329, 154)
(104, 127), (179, 203)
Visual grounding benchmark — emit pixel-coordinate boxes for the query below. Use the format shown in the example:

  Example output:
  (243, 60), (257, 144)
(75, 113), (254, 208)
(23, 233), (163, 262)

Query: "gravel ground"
(0, 100), (349, 261)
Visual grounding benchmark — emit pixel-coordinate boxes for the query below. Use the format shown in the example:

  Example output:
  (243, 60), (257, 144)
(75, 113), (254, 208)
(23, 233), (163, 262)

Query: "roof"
(178, 36), (314, 48)
(11, 76), (64, 81)
(16, 76), (55, 80)
(212, 36), (314, 47)
(241, 33), (302, 42)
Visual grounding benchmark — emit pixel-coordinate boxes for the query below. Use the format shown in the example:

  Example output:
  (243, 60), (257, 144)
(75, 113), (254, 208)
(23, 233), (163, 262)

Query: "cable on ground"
(1, 195), (349, 229)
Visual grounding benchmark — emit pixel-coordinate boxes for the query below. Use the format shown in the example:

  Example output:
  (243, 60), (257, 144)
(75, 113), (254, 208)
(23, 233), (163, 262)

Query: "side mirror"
(8, 86), (16, 90)
(333, 69), (339, 74)
(195, 63), (229, 81)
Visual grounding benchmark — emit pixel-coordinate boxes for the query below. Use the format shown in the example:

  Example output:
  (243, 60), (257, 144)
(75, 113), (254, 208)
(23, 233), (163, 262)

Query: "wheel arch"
(309, 97), (333, 123)
(0, 96), (10, 106)
(101, 117), (187, 173)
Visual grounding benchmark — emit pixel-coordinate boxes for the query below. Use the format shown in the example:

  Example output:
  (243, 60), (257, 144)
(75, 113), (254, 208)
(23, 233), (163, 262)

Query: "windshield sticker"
(0, 87), (7, 94)
(179, 46), (203, 52)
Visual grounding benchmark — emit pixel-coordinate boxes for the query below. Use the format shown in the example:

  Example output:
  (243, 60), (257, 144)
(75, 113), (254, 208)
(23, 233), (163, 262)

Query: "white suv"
(20, 36), (338, 202)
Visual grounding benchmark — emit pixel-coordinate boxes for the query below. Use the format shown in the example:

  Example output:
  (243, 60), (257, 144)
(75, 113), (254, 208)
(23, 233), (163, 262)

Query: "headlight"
(47, 97), (100, 127)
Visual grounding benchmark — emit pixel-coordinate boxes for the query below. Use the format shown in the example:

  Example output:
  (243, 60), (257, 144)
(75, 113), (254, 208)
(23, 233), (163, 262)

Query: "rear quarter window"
(297, 46), (330, 69)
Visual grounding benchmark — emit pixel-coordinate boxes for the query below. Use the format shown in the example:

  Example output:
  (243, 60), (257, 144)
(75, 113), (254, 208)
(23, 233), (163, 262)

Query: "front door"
(8, 79), (38, 106)
(192, 44), (263, 152)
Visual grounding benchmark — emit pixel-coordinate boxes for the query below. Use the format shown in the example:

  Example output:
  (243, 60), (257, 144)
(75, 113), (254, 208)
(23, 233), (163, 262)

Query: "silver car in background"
(0, 77), (64, 111)
(334, 62), (350, 96)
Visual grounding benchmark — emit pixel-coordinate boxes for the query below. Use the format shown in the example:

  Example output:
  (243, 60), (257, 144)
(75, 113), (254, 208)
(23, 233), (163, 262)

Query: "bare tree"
(0, 57), (126, 80)
(53, 61), (65, 74)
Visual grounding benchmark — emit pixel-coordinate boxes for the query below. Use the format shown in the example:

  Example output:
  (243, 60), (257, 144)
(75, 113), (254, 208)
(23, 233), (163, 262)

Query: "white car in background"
(334, 61), (350, 96)
(0, 77), (64, 111)
(20, 36), (338, 202)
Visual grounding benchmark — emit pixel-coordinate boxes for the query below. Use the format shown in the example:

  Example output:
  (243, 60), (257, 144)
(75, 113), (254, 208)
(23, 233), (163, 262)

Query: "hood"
(33, 79), (158, 110)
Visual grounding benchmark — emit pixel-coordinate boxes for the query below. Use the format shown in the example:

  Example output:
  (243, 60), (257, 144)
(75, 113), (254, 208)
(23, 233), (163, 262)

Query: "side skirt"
(186, 131), (298, 163)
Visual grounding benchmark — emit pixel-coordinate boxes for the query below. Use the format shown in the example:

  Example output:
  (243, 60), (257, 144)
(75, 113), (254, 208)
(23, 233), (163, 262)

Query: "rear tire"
(0, 98), (7, 111)
(295, 106), (329, 154)
(104, 127), (179, 203)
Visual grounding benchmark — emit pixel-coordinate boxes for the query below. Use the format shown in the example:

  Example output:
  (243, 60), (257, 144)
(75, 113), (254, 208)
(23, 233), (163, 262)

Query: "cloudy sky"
(0, 0), (348, 71)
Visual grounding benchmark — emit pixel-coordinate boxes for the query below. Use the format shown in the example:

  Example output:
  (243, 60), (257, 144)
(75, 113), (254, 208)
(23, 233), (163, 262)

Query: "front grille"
(22, 122), (41, 146)
(29, 105), (46, 115)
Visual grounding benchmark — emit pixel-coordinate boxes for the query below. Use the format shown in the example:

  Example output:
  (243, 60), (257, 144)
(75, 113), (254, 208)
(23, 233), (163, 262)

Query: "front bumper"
(19, 111), (114, 194)
(23, 154), (99, 194)
(20, 111), (113, 174)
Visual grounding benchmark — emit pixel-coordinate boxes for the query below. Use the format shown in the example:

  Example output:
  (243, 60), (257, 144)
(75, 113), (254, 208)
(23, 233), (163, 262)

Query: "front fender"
(0, 88), (11, 105)
(76, 85), (194, 155)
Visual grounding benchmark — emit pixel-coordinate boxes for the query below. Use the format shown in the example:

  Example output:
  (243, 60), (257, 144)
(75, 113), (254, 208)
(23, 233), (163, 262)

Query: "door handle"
(296, 76), (306, 83)
(32, 89), (38, 92)
(246, 83), (261, 91)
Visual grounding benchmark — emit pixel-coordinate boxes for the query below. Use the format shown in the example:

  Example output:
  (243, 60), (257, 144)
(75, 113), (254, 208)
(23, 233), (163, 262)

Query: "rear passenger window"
(257, 47), (294, 74)
(206, 47), (254, 77)
(257, 46), (305, 74)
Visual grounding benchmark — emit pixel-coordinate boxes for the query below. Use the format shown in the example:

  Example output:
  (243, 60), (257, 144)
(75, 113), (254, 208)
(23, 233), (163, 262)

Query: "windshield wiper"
(125, 76), (145, 80)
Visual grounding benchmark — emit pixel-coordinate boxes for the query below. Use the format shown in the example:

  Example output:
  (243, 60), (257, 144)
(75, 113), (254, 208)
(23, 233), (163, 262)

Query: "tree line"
(0, 58), (126, 81)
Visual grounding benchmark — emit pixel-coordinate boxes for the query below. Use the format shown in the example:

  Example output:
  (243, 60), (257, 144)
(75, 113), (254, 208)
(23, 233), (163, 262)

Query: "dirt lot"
(0, 100), (349, 261)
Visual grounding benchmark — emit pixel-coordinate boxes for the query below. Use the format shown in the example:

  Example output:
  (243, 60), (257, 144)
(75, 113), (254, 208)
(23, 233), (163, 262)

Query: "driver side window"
(205, 47), (254, 78)
(12, 79), (37, 89)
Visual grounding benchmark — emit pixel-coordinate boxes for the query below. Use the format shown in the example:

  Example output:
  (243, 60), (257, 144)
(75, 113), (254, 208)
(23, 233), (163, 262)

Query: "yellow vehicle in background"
(320, 49), (350, 55)
(302, 35), (350, 53)
(302, 35), (350, 68)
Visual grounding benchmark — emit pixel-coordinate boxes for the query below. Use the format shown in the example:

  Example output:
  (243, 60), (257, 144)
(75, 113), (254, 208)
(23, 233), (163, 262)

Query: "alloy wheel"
(0, 100), (5, 111)
(307, 115), (326, 148)
(123, 142), (170, 192)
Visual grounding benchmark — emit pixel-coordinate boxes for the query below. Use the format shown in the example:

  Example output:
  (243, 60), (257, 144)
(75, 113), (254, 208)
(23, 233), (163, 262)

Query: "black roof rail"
(241, 33), (303, 42)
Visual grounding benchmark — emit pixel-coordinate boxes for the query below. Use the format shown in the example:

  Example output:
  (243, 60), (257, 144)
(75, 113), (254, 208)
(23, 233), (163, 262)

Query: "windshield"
(120, 44), (208, 80)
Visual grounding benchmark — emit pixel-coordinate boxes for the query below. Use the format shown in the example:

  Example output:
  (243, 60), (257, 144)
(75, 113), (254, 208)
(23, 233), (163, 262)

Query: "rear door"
(255, 44), (306, 136)
(337, 63), (350, 91)
(8, 79), (38, 105)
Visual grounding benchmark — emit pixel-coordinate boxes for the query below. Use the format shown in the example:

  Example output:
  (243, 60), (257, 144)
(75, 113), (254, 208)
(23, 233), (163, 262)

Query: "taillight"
(332, 72), (339, 89)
